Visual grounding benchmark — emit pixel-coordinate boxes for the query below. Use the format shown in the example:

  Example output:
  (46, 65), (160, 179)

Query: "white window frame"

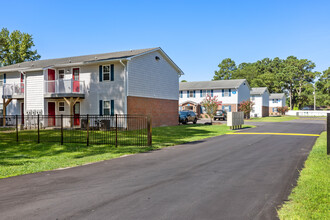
(224, 89), (230, 97)
(189, 90), (194, 98)
(58, 69), (65, 79)
(59, 102), (65, 112)
(103, 101), (110, 115)
(103, 65), (110, 81)
(206, 90), (211, 96)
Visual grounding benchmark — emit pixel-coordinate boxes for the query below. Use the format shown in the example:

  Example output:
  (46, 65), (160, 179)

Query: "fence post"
(37, 114), (40, 143)
(16, 115), (18, 142)
(61, 114), (63, 145)
(86, 114), (89, 146)
(327, 113), (329, 155)
(115, 114), (118, 147)
(147, 115), (152, 146)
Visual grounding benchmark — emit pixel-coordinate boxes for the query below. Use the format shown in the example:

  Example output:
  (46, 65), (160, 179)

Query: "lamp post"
(313, 84), (316, 111)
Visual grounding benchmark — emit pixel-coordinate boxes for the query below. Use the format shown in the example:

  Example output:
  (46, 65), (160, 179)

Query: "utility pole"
(313, 84), (316, 111)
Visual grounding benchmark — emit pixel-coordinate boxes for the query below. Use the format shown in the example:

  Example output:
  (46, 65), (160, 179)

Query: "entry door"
(48, 102), (56, 126)
(72, 68), (80, 93)
(48, 69), (55, 93)
(21, 103), (24, 124)
(74, 102), (80, 126)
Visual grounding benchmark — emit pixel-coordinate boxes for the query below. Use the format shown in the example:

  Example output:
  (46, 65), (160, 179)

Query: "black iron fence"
(0, 114), (152, 147)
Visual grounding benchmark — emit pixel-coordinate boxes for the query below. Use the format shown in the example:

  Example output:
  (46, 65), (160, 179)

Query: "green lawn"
(277, 132), (330, 219)
(0, 124), (253, 179)
(247, 116), (300, 122)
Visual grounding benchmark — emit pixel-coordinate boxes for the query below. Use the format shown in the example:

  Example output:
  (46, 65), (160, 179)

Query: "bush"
(277, 106), (289, 115)
(238, 100), (254, 119)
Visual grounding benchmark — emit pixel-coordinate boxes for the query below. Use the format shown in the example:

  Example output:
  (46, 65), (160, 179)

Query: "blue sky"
(2, 0), (329, 81)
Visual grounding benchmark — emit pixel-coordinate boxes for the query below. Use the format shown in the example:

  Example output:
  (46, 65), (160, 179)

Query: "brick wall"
(127, 96), (178, 127)
(262, 106), (269, 117)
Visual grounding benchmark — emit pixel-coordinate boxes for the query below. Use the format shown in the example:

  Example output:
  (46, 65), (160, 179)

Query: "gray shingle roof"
(269, 93), (285, 99)
(179, 79), (247, 90)
(250, 87), (268, 95)
(0, 47), (159, 72)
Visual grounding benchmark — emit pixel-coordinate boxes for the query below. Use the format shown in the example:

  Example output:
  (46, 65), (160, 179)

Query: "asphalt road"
(0, 119), (325, 220)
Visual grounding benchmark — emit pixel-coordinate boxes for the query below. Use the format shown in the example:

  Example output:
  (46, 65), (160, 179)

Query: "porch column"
(63, 97), (80, 127)
(2, 98), (12, 126)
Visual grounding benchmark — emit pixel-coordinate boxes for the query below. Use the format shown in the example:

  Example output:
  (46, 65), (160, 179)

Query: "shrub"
(277, 106), (289, 115)
(238, 100), (254, 119)
(200, 94), (222, 123)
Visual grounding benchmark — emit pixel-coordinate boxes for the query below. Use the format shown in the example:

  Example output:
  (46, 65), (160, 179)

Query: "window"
(0, 80), (3, 87)
(189, 90), (194, 98)
(0, 103), (2, 115)
(251, 96), (255, 101)
(59, 102), (65, 112)
(59, 70), (65, 79)
(103, 65), (110, 81)
(273, 107), (278, 112)
(104, 101), (110, 115)
(180, 91), (183, 98)
(272, 99), (278, 103)
(224, 89), (230, 97)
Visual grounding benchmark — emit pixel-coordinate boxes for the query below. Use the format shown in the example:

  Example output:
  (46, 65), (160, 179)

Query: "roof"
(179, 79), (247, 90)
(0, 47), (184, 74)
(250, 87), (268, 95)
(269, 93), (285, 99)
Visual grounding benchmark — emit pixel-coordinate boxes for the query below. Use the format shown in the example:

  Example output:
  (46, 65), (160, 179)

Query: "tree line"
(213, 57), (329, 109)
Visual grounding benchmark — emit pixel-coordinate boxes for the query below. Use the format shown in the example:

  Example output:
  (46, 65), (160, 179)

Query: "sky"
(1, 0), (330, 81)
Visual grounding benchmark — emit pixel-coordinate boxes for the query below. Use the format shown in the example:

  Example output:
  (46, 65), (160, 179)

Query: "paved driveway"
(0, 119), (325, 220)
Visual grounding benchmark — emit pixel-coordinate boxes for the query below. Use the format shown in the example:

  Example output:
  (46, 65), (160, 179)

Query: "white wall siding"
(250, 95), (262, 117)
(262, 91), (269, 107)
(269, 97), (286, 108)
(26, 71), (44, 114)
(237, 82), (250, 103)
(128, 51), (179, 100)
(179, 89), (239, 105)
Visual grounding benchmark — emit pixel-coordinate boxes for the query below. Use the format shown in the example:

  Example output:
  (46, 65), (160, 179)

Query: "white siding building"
(179, 79), (250, 117)
(269, 93), (286, 115)
(0, 47), (183, 127)
(250, 87), (269, 118)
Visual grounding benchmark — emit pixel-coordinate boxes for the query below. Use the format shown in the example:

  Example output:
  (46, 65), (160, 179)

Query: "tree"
(200, 94), (222, 124)
(277, 106), (289, 115)
(212, 56), (318, 109)
(0, 28), (40, 66)
(213, 58), (237, 80)
(181, 80), (187, 82)
(238, 100), (254, 119)
(315, 67), (330, 107)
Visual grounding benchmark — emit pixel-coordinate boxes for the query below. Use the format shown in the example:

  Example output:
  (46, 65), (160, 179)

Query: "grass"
(0, 124), (253, 179)
(247, 116), (300, 122)
(277, 132), (330, 219)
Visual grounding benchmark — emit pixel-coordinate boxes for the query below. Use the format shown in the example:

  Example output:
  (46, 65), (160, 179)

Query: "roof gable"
(179, 79), (247, 90)
(0, 47), (183, 74)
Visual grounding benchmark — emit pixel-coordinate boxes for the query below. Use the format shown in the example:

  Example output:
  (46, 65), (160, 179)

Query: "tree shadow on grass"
(0, 124), (233, 167)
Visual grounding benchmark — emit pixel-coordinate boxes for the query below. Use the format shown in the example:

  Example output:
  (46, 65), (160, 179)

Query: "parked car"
(213, 110), (227, 120)
(179, 111), (198, 124)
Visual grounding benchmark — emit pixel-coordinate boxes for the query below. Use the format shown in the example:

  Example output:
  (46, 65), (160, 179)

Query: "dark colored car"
(179, 111), (198, 124)
(213, 110), (227, 121)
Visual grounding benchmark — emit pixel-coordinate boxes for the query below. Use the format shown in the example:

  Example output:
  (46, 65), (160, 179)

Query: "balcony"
(44, 79), (85, 98)
(2, 83), (24, 99)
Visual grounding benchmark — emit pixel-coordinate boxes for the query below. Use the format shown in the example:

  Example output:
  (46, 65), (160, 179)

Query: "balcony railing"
(44, 79), (85, 96)
(2, 83), (24, 98)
